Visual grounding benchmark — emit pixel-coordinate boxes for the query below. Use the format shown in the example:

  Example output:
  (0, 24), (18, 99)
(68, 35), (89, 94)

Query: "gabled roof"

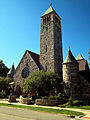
(14, 50), (40, 74)
(76, 53), (84, 60)
(42, 5), (54, 17)
(27, 50), (40, 66)
(76, 53), (89, 71)
(77, 60), (89, 71)
(8, 64), (15, 75)
(63, 48), (77, 64)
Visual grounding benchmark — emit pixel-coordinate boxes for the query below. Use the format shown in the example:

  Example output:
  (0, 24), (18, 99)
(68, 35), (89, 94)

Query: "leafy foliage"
(48, 93), (66, 100)
(0, 77), (12, 96)
(73, 100), (83, 106)
(62, 97), (83, 107)
(22, 71), (61, 97)
(0, 60), (9, 77)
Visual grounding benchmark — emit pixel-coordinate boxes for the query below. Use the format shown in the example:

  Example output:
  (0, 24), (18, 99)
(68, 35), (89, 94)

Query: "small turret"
(63, 47), (77, 64)
(7, 64), (15, 78)
(63, 47), (79, 99)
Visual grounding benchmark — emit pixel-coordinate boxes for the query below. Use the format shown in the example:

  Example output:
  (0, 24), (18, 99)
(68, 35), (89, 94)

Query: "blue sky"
(0, 0), (90, 68)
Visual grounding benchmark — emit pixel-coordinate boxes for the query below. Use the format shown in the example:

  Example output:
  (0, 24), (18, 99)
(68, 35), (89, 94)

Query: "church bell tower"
(40, 4), (63, 74)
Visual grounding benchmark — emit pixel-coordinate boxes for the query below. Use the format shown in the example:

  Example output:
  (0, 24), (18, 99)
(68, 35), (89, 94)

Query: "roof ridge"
(26, 50), (39, 56)
(14, 50), (40, 74)
(27, 50), (40, 67)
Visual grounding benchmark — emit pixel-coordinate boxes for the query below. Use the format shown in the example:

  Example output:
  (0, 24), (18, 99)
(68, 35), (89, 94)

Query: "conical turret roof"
(76, 53), (84, 61)
(63, 47), (77, 64)
(8, 64), (15, 75)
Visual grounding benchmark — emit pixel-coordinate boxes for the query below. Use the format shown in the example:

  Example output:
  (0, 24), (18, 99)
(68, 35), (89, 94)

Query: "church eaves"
(76, 53), (84, 61)
(63, 47), (77, 64)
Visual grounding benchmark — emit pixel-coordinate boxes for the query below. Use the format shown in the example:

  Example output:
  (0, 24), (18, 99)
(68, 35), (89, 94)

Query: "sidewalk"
(0, 99), (90, 120)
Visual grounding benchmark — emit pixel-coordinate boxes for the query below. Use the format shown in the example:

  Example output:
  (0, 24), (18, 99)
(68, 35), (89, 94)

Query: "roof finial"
(68, 46), (70, 50)
(50, 3), (52, 7)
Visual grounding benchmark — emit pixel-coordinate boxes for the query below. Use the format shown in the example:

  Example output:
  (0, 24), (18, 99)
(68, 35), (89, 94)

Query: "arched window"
(21, 67), (30, 78)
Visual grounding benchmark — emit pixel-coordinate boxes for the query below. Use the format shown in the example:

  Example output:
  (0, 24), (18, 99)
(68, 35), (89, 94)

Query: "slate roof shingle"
(77, 60), (89, 71)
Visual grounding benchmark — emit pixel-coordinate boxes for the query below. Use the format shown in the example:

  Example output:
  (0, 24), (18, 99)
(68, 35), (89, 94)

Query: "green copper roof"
(8, 64), (15, 75)
(42, 5), (54, 17)
(76, 53), (84, 60)
(63, 48), (77, 64)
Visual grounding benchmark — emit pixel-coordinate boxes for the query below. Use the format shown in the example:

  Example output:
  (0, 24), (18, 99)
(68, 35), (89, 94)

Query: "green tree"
(0, 77), (12, 96)
(22, 71), (61, 97)
(0, 60), (9, 77)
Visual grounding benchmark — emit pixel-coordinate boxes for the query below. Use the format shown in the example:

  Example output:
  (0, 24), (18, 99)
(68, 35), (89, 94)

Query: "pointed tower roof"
(42, 4), (55, 17)
(63, 47), (77, 64)
(8, 64), (15, 75)
(76, 53), (84, 61)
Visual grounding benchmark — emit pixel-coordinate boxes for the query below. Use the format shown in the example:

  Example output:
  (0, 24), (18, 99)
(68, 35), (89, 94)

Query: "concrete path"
(0, 99), (90, 120)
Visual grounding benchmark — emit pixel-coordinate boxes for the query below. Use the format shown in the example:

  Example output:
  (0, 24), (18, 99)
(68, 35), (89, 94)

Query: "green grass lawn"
(0, 103), (84, 116)
(67, 105), (90, 110)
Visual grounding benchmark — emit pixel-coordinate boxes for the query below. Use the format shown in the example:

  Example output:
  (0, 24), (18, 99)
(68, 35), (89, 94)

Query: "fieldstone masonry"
(13, 5), (90, 104)
(13, 50), (40, 95)
(63, 62), (80, 99)
(63, 49), (90, 104)
(40, 10), (63, 74)
(13, 5), (63, 94)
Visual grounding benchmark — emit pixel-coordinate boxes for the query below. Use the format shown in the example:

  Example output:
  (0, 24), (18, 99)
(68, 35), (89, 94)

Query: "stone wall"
(63, 62), (90, 104)
(63, 62), (80, 99)
(53, 12), (63, 74)
(20, 96), (32, 104)
(8, 95), (16, 102)
(36, 99), (61, 106)
(13, 51), (39, 95)
(40, 11), (63, 74)
(79, 75), (90, 104)
(40, 13), (55, 72)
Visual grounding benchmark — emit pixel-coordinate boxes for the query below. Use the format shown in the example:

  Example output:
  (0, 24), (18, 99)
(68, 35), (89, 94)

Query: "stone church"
(8, 4), (90, 103)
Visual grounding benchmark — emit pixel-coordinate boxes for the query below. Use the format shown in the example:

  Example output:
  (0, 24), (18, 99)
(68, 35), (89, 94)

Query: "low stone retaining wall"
(20, 96), (32, 104)
(8, 95), (16, 102)
(36, 99), (60, 106)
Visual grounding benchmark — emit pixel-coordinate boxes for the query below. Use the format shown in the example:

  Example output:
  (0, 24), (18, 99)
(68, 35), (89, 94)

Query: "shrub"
(22, 94), (28, 98)
(68, 97), (73, 105)
(0, 90), (6, 96)
(22, 71), (60, 98)
(64, 99), (83, 107)
(58, 104), (66, 108)
(42, 96), (49, 100)
(48, 95), (63, 100)
(72, 100), (83, 106)
(0, 77), (11, 97)
(31, 100), (35, 104)
(48, 96), (57, 100)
